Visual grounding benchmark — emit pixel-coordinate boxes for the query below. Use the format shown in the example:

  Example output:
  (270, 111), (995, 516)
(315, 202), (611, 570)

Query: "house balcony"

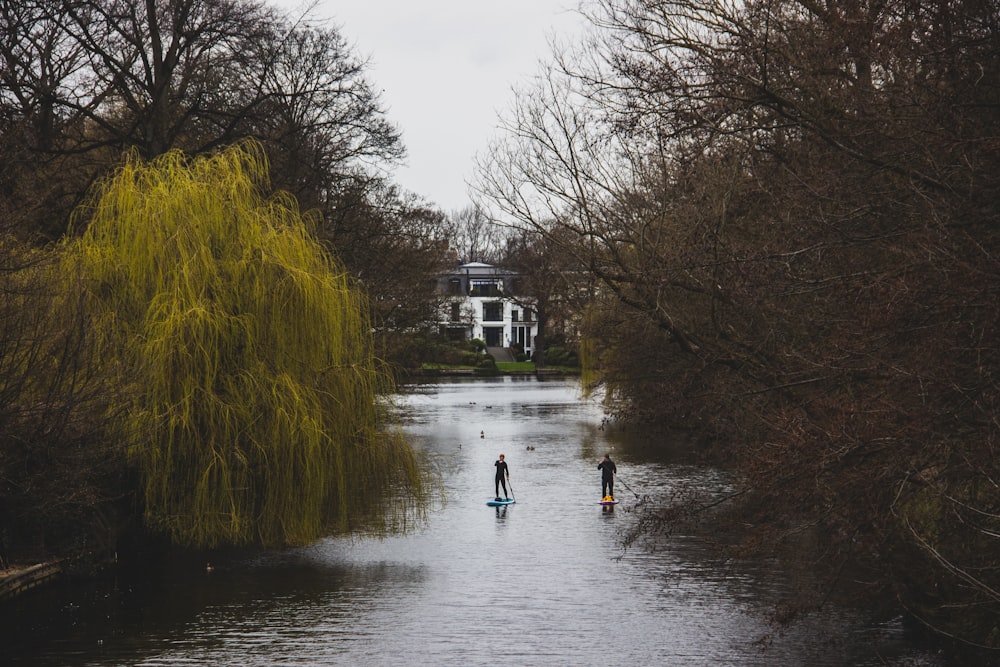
(468, 286), (503, 298)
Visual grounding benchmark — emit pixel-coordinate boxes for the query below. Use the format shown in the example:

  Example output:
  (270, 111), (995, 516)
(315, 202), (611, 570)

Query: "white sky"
(279, 0), (589, 214)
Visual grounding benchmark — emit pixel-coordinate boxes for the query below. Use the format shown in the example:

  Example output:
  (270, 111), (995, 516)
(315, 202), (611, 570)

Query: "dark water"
(1, 377), (955, 665)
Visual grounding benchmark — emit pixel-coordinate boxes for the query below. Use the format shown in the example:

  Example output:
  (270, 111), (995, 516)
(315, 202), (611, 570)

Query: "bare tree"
(253, 22), (405, 211)
(0, 0), (92, 237)
(318, 182), (451, 338)
(0, 239), (124, 564)
(444, 204), (507, 264)
(476, 0), (1000, 646)
(49, 0), (272, 158)
(0, 0), (405, 239)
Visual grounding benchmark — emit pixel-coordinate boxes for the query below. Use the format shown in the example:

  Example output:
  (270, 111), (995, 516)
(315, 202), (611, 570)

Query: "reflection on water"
(1, 377), (951, 666)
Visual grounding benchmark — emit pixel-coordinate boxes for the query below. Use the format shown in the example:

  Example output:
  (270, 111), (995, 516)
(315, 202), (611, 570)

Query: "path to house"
(486, 346), (516, 362)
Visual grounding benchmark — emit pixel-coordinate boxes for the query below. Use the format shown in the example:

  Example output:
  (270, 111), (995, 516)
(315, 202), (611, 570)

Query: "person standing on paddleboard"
(598, 454), (617, 500)
(494, 454), (510, 500)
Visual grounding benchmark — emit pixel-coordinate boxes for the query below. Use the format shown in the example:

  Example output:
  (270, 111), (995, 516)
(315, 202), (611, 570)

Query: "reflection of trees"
(477, 0), (1000, 647)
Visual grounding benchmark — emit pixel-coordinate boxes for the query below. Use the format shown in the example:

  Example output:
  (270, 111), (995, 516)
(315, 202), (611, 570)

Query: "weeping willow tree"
(60, 142), (423, 548)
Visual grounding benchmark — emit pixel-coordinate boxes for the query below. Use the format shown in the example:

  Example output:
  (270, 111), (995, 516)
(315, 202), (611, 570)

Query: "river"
(1, 377), (955, 665)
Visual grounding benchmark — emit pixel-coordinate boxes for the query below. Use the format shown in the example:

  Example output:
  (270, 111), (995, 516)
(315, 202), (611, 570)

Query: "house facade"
(437, 262), (538, 358)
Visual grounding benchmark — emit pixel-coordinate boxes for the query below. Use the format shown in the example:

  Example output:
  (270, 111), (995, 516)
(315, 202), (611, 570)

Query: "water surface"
(2, 377), (948, 665)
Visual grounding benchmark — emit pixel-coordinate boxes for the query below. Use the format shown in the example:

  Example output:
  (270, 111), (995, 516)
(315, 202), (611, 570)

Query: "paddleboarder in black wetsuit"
(494, 454), (510, 499)
(598, 454), (617, 500)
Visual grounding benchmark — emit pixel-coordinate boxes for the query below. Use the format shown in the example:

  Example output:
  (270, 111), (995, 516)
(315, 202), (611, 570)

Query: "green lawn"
(495, 361), (536, 372)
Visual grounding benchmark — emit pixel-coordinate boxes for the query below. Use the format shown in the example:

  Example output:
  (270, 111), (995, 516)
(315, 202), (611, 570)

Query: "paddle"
(617, 477), (642, 500)
(507, 478), (515, 501)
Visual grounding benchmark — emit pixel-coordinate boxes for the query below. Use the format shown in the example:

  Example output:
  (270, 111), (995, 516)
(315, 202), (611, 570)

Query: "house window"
(470, 279), (501, 297)
(450, 303), (460, 321)
(512, 309), (519, 322)
(511, 326), (532, 350)
(447, 278), (462, 295)
(483, 302), (502, 322)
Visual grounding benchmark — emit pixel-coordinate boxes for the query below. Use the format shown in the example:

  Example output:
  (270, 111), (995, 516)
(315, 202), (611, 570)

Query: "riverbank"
(404, 365), (579, 378)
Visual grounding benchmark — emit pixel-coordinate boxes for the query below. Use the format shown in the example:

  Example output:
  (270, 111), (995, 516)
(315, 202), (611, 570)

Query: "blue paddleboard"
(487, 497), (515, 506)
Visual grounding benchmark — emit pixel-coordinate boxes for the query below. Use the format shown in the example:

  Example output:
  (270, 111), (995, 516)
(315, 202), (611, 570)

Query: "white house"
(437, 262), (538, 359)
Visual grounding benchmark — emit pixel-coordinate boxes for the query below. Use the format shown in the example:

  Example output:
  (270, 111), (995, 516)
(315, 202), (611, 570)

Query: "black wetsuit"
(598, 458), (617, 498)
(494, 459), (509, 498)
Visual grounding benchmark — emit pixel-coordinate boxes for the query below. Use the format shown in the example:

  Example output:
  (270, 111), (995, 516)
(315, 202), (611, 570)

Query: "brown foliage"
(0, 240), (126, 565)
(479, 0), (1000, 646)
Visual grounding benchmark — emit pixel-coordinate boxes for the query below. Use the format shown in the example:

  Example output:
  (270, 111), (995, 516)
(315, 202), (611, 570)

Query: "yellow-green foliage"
(61, 143), (422, 548)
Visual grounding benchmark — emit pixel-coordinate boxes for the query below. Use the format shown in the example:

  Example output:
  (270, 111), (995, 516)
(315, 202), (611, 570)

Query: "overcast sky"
(279, 0), (589, 214)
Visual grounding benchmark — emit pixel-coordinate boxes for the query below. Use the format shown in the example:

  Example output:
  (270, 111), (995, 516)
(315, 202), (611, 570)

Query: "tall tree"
(252, 22), (405, 211)
(60, 143), (423, 548)
(499, 227), (593, 367)
(0, 0), (407, 241)
(318, 182), (452, 355)
(0, 0), (90, 238)
(444, 204), (506, 264)
(52, 0), (271, 158)
(0, 0), (278, 237)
